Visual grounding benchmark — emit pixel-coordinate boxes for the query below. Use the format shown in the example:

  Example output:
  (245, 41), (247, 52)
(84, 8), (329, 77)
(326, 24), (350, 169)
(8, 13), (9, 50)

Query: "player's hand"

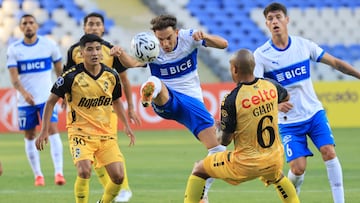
(128, 108), (142, 126)
(278, 101), (293, 113)
(192, 30), (207, 41)
(110, 46), (124, 58)
(23, 91), (35, 106)
(35, 132), (49, 151)
(124, 126), (135, 146)
(58, 98), (67, 109)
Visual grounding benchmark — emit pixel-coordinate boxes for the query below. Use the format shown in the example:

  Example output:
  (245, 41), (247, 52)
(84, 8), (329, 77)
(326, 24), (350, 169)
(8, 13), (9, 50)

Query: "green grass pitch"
(0, 128), (359, 202)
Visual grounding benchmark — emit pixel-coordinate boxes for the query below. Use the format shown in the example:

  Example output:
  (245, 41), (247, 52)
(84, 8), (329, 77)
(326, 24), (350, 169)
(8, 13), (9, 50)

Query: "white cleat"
(114, 189), (133, 202)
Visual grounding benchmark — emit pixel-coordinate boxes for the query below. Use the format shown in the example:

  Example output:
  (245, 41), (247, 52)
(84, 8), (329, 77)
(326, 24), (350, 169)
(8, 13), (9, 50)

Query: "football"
(130, 32), (160, 63)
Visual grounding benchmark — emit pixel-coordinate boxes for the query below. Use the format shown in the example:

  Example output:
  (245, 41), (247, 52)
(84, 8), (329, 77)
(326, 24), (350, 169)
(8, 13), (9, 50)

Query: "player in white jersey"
(253, 3), (360, 203)
(6, 14), (66, 186)
(111, 14), (228, 202)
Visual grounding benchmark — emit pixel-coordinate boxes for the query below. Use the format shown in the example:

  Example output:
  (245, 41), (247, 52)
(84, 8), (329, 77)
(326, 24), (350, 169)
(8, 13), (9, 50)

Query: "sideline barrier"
(0, 83), (235, 133)
(0, 81), (359, 133)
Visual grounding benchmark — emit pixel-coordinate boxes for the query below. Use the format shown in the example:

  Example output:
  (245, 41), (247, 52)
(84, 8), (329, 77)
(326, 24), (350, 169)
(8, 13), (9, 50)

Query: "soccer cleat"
(141, 82), (155, 107)
(199, 195), (209, 203)
(114, 189), (133, 202)
(55, 173), (66, 185)
(34, 176), (45, 186)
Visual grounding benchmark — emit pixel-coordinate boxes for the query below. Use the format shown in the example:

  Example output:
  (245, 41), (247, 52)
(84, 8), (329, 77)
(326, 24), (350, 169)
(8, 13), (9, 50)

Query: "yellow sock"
(184, 175), (206, 203)
(101, 180), (122, 203)
(74, 176), (90, 203)
(94, 166), (110, 188)
(274, 176), (300, 203)
(120, 161), (130, 190)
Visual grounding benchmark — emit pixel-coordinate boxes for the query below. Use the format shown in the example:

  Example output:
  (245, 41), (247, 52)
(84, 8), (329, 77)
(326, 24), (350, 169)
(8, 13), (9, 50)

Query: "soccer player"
(129, 14), (228, 202)
(64, 12), (139, 202)
(35, 34), (135, 203)
(254, 2), (360, 203)
(184, 49), (299, 203)
(6, 14), (66, 186)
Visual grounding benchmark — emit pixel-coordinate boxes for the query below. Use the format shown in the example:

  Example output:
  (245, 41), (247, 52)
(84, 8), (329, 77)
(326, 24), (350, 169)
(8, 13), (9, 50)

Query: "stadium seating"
(0, 0), (359, 86)
(185, 0), (360, 80)
(0, 0), (128, 87)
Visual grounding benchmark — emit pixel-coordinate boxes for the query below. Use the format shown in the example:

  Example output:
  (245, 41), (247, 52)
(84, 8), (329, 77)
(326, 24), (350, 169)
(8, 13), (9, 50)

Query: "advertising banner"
(0, 81), (359, 133)
(0, 83), (235, 133)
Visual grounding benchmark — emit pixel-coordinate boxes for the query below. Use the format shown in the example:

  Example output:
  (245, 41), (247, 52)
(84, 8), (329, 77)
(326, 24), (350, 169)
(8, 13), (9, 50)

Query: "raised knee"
(291, 167), (305, 176)
(111, 174), (124, 185)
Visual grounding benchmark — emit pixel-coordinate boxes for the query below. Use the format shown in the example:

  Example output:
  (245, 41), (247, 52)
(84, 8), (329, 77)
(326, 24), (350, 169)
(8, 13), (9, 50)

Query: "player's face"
(265, 10), (289, 36)
(84, 17), (105, 37)
(19, 16), (38, 39)
(154, 27), (179, 53)
(81, 41), (103, 66)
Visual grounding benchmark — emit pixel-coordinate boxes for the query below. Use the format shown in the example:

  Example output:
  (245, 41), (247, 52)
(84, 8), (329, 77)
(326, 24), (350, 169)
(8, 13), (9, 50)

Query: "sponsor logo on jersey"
(77, 96), (112, 109)
(264, 59), (310, 86)
(149, 50), (197, 79)
(18, 57), (52, 74)
(241, 88), (277, 108)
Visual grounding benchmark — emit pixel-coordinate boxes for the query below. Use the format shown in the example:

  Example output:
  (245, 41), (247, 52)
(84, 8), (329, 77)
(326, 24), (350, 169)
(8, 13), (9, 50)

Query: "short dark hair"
(20, 14), (36, 24)
(263, 2), (287, 17)
(79, 34), (103, 47)
(83, 12), (104, 25)
(150, 14), (177, 31)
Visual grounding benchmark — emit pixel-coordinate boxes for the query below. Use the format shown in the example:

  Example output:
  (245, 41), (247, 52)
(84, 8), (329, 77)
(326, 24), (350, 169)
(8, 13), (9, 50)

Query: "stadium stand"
(0, 0), (359, 86)
(183, 0), (360, 80)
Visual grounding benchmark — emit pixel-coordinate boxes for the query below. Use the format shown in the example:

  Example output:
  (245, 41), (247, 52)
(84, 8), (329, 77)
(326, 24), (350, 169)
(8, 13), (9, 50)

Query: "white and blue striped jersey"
(6, 36), (62, 107)
(254, 36), (325, 124)
(149, 29), (205, 102)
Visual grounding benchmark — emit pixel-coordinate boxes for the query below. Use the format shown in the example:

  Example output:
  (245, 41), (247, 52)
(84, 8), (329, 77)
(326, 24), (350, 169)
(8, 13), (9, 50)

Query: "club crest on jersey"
(103, 81), (109, 92)
(55, 77), (64, 88)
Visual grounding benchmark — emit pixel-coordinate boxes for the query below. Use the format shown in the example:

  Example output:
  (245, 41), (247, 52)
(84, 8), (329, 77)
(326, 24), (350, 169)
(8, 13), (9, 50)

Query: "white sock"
(48, 133), (64, 175)
(287, 169), (305, 195)
(140, 76), (162, 98)
(203, 145), (227, 197)
(24, 138), (43, 177)
(325, 157), (344, 203)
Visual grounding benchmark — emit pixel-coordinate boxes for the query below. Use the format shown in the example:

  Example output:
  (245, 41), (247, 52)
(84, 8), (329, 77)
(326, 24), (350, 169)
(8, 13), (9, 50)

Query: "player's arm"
(35, 93), (59, 151)
(8, 67), (35, 106)
(112, 98), (136, 146)
(110, 45), (145, 68)
(53, 60), (63, 77)
(320, 52), (360, 79)
(218, 92), (236, 146)
(118, 72), (141, 125)
(192, 30), (228, 49)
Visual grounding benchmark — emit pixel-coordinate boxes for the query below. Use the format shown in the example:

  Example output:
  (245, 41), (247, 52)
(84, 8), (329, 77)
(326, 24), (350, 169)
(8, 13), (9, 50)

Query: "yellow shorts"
(68, 134), (124, 168)
(203, 150), (283, 186)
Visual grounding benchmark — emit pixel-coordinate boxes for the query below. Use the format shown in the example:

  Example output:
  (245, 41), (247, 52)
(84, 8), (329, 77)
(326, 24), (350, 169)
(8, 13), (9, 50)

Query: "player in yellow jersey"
(36, 34), (135, 203)
(64, 12), (140, 202)
(184, 49), (299, 203)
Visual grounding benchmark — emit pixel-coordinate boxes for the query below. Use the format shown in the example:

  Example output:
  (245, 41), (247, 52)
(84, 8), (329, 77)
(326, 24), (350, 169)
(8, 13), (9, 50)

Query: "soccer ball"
(130, 32), (160, 63)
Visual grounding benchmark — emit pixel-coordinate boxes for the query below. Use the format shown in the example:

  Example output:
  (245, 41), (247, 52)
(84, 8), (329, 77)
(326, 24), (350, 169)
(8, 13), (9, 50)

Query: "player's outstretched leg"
(287, 169), (305, 195)
(274, 176), (300, 203)
(184, 175), (207, 203)
(140, 76), (163, 107)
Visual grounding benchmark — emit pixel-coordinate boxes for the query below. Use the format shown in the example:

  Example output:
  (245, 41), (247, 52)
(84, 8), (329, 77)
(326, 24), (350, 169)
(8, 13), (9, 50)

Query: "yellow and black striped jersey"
(52, 63), (122, 137)
(64, 40), (127, 74)
(221, 78), (288, 162)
